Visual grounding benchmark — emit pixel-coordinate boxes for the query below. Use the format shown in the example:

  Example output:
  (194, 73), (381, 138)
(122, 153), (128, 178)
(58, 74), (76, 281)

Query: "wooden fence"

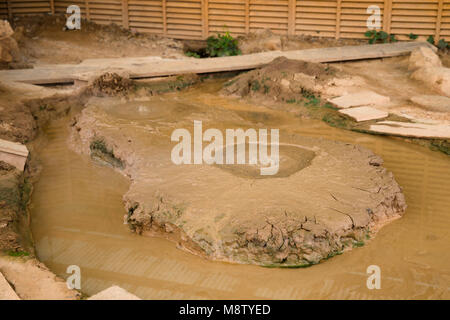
(2, 1), (450, 41)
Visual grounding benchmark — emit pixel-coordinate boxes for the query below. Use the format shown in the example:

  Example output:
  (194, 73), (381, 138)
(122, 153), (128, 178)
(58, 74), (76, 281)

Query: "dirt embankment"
(237, 28), (365, 55)
(0, 71), (202, 298)
(4, 14), (184, 68)
(0, 71), (200, 254)
(221, 56), (450, 155)
(222, 56), (344, 102)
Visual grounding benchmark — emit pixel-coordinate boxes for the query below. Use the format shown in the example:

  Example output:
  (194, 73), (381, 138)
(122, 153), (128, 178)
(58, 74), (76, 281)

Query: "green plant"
(353, 240), (365, 248)
(250, 80), (260, 91)
(206, 31), (241, 57)
(185, 51), (200, 58)
(389, 34), (397, 42)
(408, 33), (418, 40)
(364, 30), (396, 44)
(7, 250), (30, 257)
(426, 36), (449, 50)
(437, 39), (449, 50)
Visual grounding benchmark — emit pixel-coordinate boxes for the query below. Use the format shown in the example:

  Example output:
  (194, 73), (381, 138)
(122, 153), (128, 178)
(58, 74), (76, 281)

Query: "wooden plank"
(383, 0), (392, 33)
(7, 0), (13, 20)
(336, 0), (342, 39)
(245, 0), (249, 33)
(122, 0), (129, 29)
(0, 138), (29, 171)
(0, 42), (435, 85)
(86, 0), (91, 20)
(162, 0), (167, 35)
(202, 0), (208, 38)
(50, 0), (55, 14)
(436, 0), (444, 41)
(288, 0), (295, 35)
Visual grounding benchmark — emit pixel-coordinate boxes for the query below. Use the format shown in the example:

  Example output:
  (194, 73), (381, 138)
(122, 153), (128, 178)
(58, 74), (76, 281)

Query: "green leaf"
(437, 39), (449, 50)
(364, 30), (376, 38)
(379, 31), (388, 40)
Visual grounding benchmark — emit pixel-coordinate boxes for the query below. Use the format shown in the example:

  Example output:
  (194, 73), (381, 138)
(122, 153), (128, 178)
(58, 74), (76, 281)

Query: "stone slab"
(410, 95), (450, 113)
(328, 91), (391, 109)
(0, 138), (29, 171)
(88, 286), (140, 300)
(339, 106), (389, 122)
(369, 121), (450, 139)
(0, 272), (20, 300)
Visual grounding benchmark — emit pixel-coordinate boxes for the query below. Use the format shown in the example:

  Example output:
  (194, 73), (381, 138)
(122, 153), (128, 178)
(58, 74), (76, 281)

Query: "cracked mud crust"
(69, 97), (407, 267)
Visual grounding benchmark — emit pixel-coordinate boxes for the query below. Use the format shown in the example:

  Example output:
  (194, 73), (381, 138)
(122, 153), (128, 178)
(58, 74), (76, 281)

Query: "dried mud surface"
(69, 94), (406, 267)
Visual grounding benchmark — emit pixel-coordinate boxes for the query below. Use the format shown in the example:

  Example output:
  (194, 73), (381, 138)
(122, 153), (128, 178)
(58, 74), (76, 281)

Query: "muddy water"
(31, 84), (450, 299)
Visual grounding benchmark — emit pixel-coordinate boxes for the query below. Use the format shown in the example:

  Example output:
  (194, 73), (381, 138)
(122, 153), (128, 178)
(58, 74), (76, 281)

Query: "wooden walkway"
(0, 42), (435, 85)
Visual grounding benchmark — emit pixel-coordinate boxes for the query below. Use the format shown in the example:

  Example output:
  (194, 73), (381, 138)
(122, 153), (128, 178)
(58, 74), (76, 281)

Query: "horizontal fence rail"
(2, 1), (450, 41)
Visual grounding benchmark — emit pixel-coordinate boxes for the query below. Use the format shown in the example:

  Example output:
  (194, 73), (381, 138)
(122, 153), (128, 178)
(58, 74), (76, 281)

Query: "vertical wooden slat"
(435, 0), (444, 41)
(162, 0), (167, 36)
(7, 0), (13, 20)
(383, 0), (392, 33)
(202, 0), (209, 38)
(245, 0), (249, 34)
(50, 0), (55, 14)
(85, 0), (90, 20)
(336, 0), (342, 39)
(122, 0), (129, 29)
(288, 0), (296, 36)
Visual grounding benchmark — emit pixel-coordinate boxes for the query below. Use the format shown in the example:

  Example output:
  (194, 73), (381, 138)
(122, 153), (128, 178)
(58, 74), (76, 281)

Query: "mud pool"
(30, 84), (449, 299)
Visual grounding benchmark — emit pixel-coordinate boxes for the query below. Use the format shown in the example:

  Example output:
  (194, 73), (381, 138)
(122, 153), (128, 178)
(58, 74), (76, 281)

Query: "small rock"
(280, 79), (290, 89)
(410, 95), (450, 113)
(411, 67), (450, 98)
(408, 47), (442, 71)
(0, 20), (14, 38)
(88, 286), (140, 300)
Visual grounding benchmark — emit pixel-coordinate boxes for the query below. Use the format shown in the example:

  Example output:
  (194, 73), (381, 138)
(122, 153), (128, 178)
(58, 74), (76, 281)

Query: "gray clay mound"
(70, 97), (407, 267)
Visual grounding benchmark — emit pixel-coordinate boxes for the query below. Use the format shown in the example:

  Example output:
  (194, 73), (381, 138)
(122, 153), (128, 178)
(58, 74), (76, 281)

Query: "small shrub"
(408, 33), (418, 40)
(206, 31), (241, 57)
(7, 250), (30, 257)
(364, 30), (396, 44)
(250, 80), (260, 91)
(185, 51), (201, 58)
(437, 39), (449, 50)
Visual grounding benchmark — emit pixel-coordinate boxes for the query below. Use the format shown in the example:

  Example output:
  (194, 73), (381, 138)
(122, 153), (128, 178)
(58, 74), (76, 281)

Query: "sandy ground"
(338, 56), (450, 124)
(9, 15), (185, 66)
(0, 254), (79, 299)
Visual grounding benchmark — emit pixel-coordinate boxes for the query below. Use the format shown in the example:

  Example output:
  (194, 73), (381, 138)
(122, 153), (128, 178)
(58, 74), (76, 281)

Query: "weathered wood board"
(0, 42), (435, 85)
(0, 138), (29, 171)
